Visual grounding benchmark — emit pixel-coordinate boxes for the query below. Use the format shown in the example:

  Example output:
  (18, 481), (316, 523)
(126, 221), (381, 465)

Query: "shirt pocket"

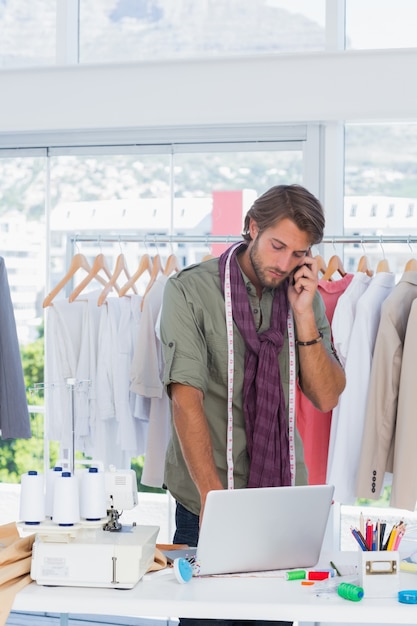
(206, 334), (229, 386)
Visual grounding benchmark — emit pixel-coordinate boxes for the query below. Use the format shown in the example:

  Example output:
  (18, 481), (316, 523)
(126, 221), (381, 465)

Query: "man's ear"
(249, 218), (258, 240)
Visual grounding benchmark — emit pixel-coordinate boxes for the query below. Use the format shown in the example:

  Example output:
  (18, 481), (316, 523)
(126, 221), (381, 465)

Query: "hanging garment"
(94, 296), (143, 470)
(331, 272), (373, 368)
(0, 257), (31, 439)
(325, 271), (372, 491)
(327, 271), (395, 503)
(130, 274), (171, 488)
(296, 272), (354, 485)
(45, 294), (97, 450)
(391, 297), (417, 510)
(111, 295), (148, 457)
(356, 270), (417, 506)
(45, 291), (148, 469)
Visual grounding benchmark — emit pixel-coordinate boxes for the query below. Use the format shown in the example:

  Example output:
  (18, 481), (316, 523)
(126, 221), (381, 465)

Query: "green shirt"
(160, 257), (332, 516)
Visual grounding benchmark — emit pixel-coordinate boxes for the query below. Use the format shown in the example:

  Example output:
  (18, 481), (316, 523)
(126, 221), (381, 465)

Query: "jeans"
(173, 501), (292, 626)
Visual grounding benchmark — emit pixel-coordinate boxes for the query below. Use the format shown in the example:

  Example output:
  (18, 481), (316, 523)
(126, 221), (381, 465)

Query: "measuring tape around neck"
(286, 309), (296, 486)
(224, 245), (296, 489)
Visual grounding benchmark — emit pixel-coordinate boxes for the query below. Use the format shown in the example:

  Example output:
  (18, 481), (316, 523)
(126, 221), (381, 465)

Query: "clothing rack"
(70, 234), (417, 245)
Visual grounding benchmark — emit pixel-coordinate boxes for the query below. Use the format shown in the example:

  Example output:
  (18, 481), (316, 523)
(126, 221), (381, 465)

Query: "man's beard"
(249, 239), (289, 289)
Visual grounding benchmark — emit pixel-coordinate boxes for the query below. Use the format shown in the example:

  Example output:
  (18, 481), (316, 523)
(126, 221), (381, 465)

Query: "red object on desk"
(307, 571), (331, 581)
(365, 519), (373, 550)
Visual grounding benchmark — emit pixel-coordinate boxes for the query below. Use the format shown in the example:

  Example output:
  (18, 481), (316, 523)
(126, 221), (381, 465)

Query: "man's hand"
(288, 252), (318, 315)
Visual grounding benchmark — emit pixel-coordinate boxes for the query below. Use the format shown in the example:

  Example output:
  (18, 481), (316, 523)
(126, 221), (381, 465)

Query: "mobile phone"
(291, 263), (306, 285)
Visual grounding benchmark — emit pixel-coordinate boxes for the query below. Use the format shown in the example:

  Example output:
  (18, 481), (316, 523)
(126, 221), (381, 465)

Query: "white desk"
(11, 554), (417, 625)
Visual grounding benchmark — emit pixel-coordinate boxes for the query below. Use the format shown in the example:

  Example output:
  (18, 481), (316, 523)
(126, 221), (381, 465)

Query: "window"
(48, 143), (304, 281)
(346, 0), (417, 50)
(0, 0), (56, 68)
(0, 156), (46, 344)
(344, 122), (417, 277)
(79, 0), (326, 64)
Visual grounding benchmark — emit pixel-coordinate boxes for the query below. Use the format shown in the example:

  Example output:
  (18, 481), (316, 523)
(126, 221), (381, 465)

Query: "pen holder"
(359, 551), (399, 598)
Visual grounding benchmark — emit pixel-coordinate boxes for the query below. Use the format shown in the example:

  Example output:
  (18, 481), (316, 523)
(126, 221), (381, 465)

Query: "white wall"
(0, 49), (416, 138)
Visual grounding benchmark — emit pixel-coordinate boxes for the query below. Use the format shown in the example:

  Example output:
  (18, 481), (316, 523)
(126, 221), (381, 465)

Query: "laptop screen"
(193, 484), (334, 576)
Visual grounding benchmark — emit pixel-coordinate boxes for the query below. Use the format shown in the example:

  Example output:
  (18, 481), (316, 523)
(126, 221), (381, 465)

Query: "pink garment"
(296, 273), (354, 485)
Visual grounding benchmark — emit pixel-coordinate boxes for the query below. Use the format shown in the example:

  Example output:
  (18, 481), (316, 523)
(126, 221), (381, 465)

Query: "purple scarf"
(219, 242), (291, 488)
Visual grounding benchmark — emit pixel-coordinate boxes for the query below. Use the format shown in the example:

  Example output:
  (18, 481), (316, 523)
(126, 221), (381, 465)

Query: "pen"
(371, 528), (377, 551)
(330, 560), (342, 576)
(379, 521), (386, 550)
(356, 528), (369, 550)
(351, 527), (368, 551)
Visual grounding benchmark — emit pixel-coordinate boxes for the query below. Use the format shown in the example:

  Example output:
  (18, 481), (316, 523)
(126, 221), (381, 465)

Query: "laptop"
(190, 484), (334, 576)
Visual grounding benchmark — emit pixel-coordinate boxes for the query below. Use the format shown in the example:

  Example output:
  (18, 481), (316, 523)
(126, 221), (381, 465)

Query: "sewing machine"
(30, 468), (160, 589)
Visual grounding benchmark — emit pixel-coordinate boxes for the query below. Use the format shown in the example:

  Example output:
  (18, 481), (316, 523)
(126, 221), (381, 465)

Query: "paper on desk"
(208, 561), (359, 579)
(208, 570), (287, 578)
(400, 549), (417, 573)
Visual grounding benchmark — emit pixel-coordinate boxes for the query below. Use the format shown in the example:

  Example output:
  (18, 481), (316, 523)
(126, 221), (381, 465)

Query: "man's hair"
(242, 184), (325, 246)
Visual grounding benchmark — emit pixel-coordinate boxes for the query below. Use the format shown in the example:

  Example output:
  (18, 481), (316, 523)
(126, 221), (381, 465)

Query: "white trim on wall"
(0, 124), (308, 150)
(0, 49), (416, 136)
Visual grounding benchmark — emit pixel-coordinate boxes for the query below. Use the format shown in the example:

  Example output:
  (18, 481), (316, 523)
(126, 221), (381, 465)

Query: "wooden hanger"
(140, 254), (162, 311)
(202, 254), (215, 262)
(405, 258), (417, 272)
(68, 253), (113, 303)
(163, 253), (181, 276)
(43, 253), (106, 308)
(314, 254), (327, 276)
(376, 258), (390, 273)
(97, 253), (136, 306)
(322, 255), (347, 281)
(357, 255), (374, 277)
(118, 253), (152, 297)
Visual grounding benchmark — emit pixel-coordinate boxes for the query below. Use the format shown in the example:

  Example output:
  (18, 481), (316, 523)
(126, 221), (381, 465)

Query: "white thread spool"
(19, 470), (45, 525)
(80, 466), (107, 521)
(45, 465), (63, 518)
(52, 471), (80, 526)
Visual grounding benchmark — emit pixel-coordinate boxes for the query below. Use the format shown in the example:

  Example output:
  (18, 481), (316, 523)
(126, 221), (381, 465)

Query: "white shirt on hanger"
(330, 272), (373, 368)
(327, 271), (395, 504)
(130, 274), (171, 488)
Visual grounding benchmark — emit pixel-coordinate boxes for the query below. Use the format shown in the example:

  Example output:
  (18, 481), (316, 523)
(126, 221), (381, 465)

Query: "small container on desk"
(359, 550), (399, 598)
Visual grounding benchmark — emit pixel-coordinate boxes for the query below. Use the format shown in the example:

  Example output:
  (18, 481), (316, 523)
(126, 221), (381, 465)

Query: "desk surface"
(12, 553), (417, 624)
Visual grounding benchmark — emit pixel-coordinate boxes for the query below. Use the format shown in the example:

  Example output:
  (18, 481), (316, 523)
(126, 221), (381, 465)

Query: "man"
(160, 184), (346, 626)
